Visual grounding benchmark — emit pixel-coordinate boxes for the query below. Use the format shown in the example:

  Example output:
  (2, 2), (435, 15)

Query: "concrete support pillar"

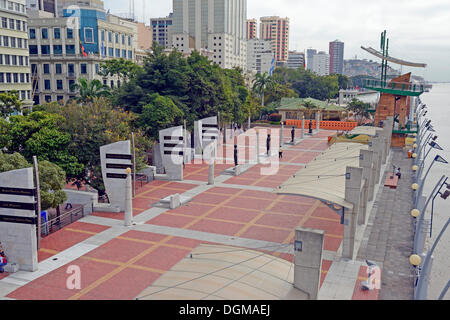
(358, 149), (374, 225)
(315, 111), (320, 134)
(256, 130), (260, 164)
(367, 144), (379, 201)
(342, 166), (363, 260)
(293, 227), (325, 300)
(370, 137), (384, 185)
(280, 123), (284, 147)
(124, 169), (133, 227)
(301, 116), (305, 139)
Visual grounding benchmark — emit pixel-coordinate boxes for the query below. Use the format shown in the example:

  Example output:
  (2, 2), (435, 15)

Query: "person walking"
(279, 147), (283, 159)
(291, 126), (295, 143)
(234, 145), (238, 166)
(266, 134), (271, 155)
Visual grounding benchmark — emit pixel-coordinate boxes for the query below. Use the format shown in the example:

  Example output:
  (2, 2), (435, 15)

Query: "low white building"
(287, 50), (304, 70)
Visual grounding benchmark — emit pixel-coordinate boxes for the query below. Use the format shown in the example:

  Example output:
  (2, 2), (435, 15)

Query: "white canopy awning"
(275, 142), (368, 208)
(349, 126), (383, 137)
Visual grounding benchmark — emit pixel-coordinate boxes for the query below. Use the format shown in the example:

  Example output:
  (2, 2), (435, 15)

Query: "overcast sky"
(103, 0), (450, 82)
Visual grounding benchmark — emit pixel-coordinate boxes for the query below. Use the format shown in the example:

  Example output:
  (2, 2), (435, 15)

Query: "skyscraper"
(329, 39), (344, 74)
(171, 0), (247, 71)
(246, 18), (256, 39)
(306, 48), (316, 71)
(259, 16), (289, 62)
(311, 51), (330, 76)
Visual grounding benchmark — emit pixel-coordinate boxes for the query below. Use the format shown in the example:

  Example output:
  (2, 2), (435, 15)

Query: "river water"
(418, 83), (450, 300)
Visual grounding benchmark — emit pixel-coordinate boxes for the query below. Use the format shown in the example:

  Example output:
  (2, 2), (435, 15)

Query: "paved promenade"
(0, 128), (415, 300)
(357, 148), (415, 300)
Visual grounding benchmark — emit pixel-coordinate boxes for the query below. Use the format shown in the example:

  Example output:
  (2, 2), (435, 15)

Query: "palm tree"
(70, 78), (111, 103)
(252, 72), (274, 107)
(302, 100), (318, 119)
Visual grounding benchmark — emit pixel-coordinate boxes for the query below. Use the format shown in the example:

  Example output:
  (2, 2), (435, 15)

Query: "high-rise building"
(1, 0), (34, 110)
(171, 0), (247, 71)
(259, 16), (289, 62)
(329, 39), (344, 74)
(28, 3), (137, 105)
(311, 51), (329, 76)
(287, 51), (304, 70)
(247, 38), (274, 74)
(151, 13), (172, 49)
(306, 48), (316, 71)
(246, 18), (256, 39)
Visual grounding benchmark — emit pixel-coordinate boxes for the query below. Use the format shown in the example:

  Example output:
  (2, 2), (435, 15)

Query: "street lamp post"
(430, 177), (449, 237)
(415, 217), (450, 300)
(415, 156), (448, 209)
(413, 175), (446, 255)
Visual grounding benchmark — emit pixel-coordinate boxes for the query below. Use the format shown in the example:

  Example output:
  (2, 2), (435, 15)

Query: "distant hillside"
(344, 59), (400, 78)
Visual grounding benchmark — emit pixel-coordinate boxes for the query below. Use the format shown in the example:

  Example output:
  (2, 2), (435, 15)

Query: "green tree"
(100, 58), (142, 83)
(70, 78), (111, 103)
(37, 98), (153, 195)
(347, 98), (371, 125)
(3, 111), (83, 178)
(38, 160), (67, 212)
(113, 44), (249, 129)
(25, 127), (84, 177)
(303, 100), (319, 119)
(137, 93), (184, 139)
(0, 91), (22, 118)
(252, 72), (274, 107)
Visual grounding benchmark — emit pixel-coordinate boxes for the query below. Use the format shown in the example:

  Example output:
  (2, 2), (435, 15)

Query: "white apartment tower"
(1, 0), (34, 110)
(246, 38), (273, 74)
(171, 0), (247, 71)
(311, 51), (330, 76)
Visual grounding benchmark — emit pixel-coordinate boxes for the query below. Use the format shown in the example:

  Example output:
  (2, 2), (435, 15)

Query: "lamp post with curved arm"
(415, 218), (450, 300)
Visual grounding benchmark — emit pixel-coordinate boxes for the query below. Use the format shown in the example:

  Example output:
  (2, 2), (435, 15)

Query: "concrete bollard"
(124, 168), (133, 227)
(235, 165), (241, 176)
(208, 161), (214, 185)
(256, 131), (260, 164)
(169, 194), (181, 209)
(280, 122), (285, 147)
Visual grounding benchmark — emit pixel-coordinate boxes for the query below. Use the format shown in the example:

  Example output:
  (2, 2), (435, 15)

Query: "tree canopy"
(272, 67), (350, 101)
(0, 91), (22, 118)
(113, 44), (249, 129)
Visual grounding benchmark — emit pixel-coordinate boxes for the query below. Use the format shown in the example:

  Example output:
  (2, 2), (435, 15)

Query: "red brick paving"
(38, 222), (110, 262)
(351, 265), (380, 300)
(5, 129), (353, 300)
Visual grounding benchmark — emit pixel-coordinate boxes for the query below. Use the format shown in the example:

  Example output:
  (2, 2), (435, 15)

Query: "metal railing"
(363, 79), (425, 93)
(40, 206), (84, 237)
